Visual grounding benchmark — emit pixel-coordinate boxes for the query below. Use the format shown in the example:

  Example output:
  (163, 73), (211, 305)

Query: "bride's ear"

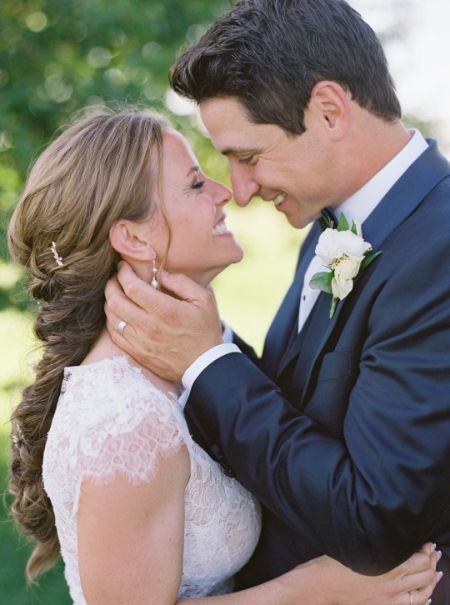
(109, 219), (156, 262)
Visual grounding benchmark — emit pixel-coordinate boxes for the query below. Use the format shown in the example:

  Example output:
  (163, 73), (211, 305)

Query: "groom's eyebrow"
(221, 146), (262, 157)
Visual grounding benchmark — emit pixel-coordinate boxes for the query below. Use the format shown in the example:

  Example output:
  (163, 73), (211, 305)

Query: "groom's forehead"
(200, 98), (283, 153)
(199, 96), (252, 132)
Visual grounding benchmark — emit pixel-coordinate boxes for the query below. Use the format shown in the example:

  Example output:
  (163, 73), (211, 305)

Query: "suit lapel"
(262, 222), (321, 378)
(276, 140), (450, 389)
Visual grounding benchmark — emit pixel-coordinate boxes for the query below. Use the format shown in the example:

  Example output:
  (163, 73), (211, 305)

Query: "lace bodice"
(43, 356), (261, 604)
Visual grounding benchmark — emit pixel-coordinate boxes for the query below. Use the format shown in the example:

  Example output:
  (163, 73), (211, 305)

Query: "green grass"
(0, 435), (72, 604)
(0, 310), (71, 603)
(0, 201), (306, 602)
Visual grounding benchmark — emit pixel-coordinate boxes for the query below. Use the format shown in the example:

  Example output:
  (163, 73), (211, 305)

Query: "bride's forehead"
(163, 129), (194, 157)
(161, 132), (198, 181)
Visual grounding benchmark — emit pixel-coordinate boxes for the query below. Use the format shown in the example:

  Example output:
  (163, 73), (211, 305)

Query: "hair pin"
(51, 241), (64, 267)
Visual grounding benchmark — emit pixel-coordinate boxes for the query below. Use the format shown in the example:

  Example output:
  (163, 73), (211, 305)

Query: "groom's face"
(200, 96), (339, 228)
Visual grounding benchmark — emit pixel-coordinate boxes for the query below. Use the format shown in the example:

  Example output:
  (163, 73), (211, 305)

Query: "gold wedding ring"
(116, 319), (128, 336)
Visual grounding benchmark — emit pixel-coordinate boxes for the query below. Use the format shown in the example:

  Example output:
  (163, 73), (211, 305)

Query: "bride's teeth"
(274, 194), (286, 206)
(212, 220), (229, 235)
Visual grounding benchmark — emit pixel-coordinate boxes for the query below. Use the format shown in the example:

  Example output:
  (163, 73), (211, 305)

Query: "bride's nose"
(212, 181), (233, 206)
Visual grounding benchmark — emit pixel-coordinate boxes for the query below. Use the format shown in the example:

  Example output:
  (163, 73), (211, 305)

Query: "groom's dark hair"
(170, 0), (401, 134)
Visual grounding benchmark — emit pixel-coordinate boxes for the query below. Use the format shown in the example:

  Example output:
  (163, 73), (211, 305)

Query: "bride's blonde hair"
(7, 107), (169, 581)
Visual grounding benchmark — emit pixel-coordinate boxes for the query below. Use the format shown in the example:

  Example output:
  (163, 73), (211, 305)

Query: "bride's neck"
(82, 330), (180, 397)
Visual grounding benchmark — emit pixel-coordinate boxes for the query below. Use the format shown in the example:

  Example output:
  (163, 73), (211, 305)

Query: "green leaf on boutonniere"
(351, 220), (359, 236)
(337, 213), (350, 232)
(309, 271), (333, 294)
(329, 297), (339, 319)
(361, 250), (382, 271)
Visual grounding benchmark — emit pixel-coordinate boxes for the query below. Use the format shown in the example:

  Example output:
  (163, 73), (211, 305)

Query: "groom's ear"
(309, 81), (352, 140)
(109, 219), (155, 262)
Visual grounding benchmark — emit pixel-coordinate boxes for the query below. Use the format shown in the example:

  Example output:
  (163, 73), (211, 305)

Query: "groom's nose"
(231, 170), (260, 207)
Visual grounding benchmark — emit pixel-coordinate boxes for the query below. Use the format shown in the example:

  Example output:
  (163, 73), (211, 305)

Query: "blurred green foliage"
(0, 0), (233, 301)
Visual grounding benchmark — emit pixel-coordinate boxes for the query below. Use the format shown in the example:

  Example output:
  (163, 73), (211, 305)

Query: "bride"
(8, 108), (439, 605)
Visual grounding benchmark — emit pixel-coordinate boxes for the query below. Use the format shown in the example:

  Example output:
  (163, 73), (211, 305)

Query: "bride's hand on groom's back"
(300, 543), (441, 605)
(104, 262), (223, 382)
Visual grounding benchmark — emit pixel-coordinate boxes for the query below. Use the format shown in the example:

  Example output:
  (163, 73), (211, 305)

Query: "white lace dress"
(42, 356), (261, 604)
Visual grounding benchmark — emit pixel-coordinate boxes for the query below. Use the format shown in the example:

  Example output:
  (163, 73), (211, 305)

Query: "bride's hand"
(314, 543), (441, 605)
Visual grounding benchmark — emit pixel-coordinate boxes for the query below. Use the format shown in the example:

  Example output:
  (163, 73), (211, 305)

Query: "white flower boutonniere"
(310, 213), (381, 319)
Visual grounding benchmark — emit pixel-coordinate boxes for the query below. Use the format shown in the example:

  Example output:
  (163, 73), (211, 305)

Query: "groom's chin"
(283, 212), (310, 229)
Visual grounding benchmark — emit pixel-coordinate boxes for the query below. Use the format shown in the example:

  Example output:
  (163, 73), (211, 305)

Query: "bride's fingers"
(419, 543), (437, 556)
(396, 551), (435, 577)
(406, 570), (443, 605)
(402, 568), (441, 593)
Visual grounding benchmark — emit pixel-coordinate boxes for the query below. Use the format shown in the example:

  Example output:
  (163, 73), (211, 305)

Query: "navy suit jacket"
(185, 141), (450, 602)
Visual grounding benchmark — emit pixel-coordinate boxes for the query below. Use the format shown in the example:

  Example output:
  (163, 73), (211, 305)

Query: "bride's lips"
(212, 215), (232, 236)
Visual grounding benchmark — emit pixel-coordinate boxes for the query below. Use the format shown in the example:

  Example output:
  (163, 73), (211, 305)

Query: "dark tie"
(319, 207), (337, 231)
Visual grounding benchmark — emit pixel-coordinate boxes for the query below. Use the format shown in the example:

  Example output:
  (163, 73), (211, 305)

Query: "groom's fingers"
(159, 271), (215, 306)
(105, 274), (151, 329)
(105, 303), (137, 341)
(116, 261), (178, 316)
(104, 275), (168, 355)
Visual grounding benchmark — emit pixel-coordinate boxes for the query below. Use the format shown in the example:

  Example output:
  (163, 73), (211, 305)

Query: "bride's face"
(150, 130), (243, 286)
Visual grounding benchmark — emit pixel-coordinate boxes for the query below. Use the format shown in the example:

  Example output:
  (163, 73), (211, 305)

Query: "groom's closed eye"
(237, 155), (258, 165)
(221, 146), (263, 163)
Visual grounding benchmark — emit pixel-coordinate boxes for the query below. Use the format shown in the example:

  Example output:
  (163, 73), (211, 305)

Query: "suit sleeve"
(184, 235), (450, 573)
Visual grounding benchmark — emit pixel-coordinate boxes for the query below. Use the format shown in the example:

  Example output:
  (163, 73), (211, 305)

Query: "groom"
(105, 0), (450, 601)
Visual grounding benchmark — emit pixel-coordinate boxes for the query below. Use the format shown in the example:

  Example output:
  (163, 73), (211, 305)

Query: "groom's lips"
(274, 195), (288, 211)
(273, 193), (287, 209)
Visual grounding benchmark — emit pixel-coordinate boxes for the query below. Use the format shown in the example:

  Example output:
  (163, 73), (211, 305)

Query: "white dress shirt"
(179, 130), (428, 407)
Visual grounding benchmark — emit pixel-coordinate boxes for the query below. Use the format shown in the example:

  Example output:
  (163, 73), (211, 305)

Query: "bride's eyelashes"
(192, 180), (205, 190)
(182, 179), (205, 195)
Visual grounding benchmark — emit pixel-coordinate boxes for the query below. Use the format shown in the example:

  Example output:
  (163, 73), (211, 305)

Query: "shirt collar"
(336, 129), (429, 226)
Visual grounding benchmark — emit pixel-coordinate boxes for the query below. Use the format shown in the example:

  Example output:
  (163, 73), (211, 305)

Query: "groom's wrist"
(179, 343), (241, 408)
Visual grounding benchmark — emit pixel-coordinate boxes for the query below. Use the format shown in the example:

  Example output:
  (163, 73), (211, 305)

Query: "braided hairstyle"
(7, 107), (168, 581)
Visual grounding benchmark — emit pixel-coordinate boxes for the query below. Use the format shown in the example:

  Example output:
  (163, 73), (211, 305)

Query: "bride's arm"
(77, 443), (439, 605)
(180, 548), (440, 605)
(77, 444), (189, 605)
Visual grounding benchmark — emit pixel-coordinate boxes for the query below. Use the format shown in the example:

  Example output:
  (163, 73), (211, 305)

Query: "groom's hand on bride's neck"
(104, 262), (223, 382)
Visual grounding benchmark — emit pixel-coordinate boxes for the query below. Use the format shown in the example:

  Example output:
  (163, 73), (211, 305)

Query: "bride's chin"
(197, 258), (244, 288)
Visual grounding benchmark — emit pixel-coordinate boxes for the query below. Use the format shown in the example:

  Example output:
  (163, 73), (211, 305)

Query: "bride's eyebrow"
(186, 166), (200, 177)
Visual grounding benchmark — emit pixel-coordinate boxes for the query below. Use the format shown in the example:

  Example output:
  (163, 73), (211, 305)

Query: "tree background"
(0, 0), (234, 304)
(0, 1), (446, 602)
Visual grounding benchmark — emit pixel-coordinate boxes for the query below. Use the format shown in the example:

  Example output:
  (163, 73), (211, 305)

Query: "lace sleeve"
(78, 402), (186, 486)
(62, 359), (188, 487)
